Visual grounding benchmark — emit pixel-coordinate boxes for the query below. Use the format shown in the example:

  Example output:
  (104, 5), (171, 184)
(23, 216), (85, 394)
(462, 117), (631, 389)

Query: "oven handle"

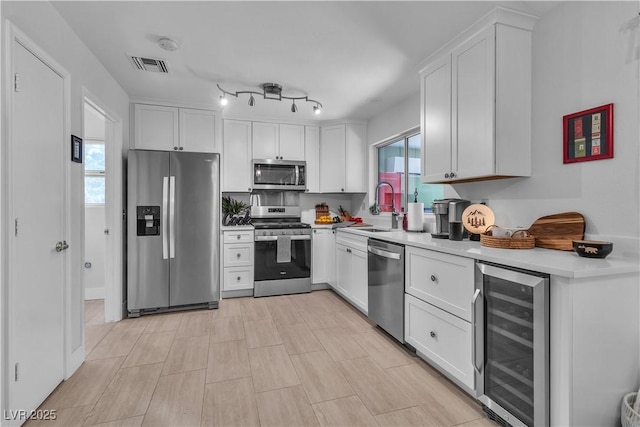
(255, 235), (311, 242)
(472, 288), (483, 374)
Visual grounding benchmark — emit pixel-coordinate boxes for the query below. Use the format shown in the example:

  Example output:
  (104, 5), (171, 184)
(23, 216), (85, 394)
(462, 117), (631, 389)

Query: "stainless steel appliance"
(252, 205), (312, 297)
(431, 198), (469, 239)
(474, 262), (549, 427)
(253, 159), (306, 191)
(367, 239), (405, 342)
(127, 150), (220, 316)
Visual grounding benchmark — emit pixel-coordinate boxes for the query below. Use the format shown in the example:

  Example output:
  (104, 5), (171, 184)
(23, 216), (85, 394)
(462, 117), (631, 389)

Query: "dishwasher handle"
(367, 245), (401, 260)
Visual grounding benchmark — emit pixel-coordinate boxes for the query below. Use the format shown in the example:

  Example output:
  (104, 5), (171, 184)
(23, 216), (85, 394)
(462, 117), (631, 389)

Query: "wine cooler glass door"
(475, 263), (549, 427)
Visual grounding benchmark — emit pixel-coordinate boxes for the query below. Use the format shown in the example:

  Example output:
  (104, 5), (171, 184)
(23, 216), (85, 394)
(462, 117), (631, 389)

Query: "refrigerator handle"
(162, 176), (169, 259)
(169, 176), (176, 259)
(472, 288), (483, 374)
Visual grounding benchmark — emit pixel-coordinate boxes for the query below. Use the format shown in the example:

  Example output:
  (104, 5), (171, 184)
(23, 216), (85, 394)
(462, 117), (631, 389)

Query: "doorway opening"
(82, 94), (124, 326)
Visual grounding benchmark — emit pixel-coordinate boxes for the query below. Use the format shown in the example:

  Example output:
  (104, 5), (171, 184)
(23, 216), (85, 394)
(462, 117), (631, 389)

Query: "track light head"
(291, 100), (297, 113)
(219, 94), (228, 106)
(248, 94), (255, 106)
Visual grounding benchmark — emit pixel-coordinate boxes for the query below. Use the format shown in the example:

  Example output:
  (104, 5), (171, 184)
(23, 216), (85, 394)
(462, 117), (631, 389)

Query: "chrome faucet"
(373, 181), (400, 229)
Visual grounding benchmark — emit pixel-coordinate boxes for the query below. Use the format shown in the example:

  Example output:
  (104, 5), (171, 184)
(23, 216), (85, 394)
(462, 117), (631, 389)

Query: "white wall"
(367, 2), (639, 251)
(1, 1), (130, 355)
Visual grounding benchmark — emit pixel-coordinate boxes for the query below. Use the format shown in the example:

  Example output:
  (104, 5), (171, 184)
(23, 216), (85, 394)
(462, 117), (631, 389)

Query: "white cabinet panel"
(223, 230), (254, 244)
(279, 124), (305, 160)
(252, 122), (305, 161)
(223, 267), (254, 291)
(405, 294), (473, 389)
(222, 120), (252, 192)
(252, 122), (279, 159)
(223, 244), (253, 267)
(320, 124), (346, 193)
(405, 246), (474, 321)
(350, 248), (368, 313)
(345, 124), (367, 192)
(133, 104), (178, 151)
(179, 108), (216, 153)
(334, 231), (368, 314)
(335, 243), (350, 296)
(312, 228), (333, 284)
(305, 126), (320, 193)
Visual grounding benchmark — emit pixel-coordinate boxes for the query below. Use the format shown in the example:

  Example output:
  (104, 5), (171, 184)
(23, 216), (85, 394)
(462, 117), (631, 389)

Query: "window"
(84, 141), (105, 204)
(376, 130), (443, 212)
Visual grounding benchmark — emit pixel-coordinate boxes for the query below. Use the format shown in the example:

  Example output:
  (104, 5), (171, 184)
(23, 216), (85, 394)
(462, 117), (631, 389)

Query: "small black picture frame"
(71, 135), (82, 163)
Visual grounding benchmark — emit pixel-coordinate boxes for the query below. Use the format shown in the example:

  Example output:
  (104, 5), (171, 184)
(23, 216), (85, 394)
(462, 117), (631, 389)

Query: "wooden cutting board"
(527, 212), (585, 251)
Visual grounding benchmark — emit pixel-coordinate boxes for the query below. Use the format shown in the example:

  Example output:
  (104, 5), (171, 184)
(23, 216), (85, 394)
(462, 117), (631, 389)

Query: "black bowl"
(572, 240), (613, 259)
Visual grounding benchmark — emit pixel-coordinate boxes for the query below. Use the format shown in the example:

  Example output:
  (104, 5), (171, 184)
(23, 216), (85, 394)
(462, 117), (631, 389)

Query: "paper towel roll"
(407, 203), (424, 231)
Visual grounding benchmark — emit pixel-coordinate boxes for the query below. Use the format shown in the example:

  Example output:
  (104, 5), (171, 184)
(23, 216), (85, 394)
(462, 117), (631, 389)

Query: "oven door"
(254, 234), (311, 296)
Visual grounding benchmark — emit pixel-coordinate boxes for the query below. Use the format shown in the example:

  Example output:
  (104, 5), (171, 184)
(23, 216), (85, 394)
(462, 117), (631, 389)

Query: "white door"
(10, 39), (66, 417)
(222, 120), (252, 192)
(179, 108), (215, 153)
(252, 122), (279, 159)
(278, 124), (305, 160)
(319, 124), (346, 193)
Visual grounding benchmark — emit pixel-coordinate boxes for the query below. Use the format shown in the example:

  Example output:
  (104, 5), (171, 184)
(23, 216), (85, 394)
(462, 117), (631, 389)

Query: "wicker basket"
(480, 229), (535, 250)
(622, 393), (640, 427)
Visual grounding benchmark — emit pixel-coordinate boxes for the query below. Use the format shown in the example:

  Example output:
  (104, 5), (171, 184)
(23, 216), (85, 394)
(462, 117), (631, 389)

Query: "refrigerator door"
(128, 150), (170, 311)
(169, 152), (220, 306)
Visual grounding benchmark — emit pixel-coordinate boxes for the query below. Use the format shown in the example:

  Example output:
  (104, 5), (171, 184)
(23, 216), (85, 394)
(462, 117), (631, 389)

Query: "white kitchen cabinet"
(420, 9), (536, 183)
(222, 120), (252, 192)
(405, 246), (474, 321)
(222, 230), (254, 293)
(405, 293), (473, 389)
(305, 126), (320, 193)
(252, 122), (305, 160)
(311, 228), (334, 284)
(133, 104), (216, 152)
(334, 232), (368, 313)
(404, 245), (474, 391)
(319, 123), (366, 193)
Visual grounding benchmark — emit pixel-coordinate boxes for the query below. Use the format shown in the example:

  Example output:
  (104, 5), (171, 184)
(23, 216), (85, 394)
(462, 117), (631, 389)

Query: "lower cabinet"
(311, 228), (335, 285)
(405, 293), (473, 389)
(334, 232), (368, 314)
(222, 230), (254, 295)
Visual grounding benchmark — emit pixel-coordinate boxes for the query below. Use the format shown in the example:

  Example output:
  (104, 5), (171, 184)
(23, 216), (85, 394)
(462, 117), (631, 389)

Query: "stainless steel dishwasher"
(367, 238), (405, 343)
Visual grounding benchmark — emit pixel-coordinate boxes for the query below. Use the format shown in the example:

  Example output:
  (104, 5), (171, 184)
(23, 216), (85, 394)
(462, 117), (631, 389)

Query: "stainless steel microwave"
(252, 159), (306, 191)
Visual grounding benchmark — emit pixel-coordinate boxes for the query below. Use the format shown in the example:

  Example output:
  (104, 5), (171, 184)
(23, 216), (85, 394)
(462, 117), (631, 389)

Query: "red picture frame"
(563, 103), (613, 164)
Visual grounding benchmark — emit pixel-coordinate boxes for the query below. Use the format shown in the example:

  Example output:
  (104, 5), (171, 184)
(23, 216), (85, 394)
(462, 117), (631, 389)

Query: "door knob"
(430, 331), (437, 339)
(55, 241), (69, 252)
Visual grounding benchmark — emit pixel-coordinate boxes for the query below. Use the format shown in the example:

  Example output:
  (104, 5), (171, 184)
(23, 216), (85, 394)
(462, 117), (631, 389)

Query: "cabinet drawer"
(335, 231), (367, 252)
(223, 230), (254, 243)
(405, 247), (474, 321)
(223, 243), (253, 267)
(223, 267), (254, 291)
(405, 294), (473, 389)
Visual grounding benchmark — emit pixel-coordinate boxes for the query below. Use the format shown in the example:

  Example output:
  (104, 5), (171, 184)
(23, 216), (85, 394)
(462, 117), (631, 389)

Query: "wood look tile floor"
(31, 292), (498, 427)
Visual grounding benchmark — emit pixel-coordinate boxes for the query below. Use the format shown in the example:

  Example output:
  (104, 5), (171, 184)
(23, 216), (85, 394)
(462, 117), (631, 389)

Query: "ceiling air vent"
(129, 56), (169, 73)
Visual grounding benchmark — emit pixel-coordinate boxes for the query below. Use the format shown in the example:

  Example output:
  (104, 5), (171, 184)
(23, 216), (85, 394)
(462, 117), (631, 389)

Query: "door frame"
(82, 90), (124, 323)
(2, 21), (73, 419)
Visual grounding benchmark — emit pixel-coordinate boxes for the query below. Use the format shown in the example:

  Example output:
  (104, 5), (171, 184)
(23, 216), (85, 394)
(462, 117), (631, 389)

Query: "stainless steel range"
(252, 205), (312, 297)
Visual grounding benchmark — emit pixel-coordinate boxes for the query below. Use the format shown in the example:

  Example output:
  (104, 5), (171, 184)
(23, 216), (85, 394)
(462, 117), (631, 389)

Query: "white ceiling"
(52, 1), (558, 122)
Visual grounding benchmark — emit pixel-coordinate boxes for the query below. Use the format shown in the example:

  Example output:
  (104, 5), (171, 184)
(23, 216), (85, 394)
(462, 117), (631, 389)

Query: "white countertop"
(339, 227), (639, 279)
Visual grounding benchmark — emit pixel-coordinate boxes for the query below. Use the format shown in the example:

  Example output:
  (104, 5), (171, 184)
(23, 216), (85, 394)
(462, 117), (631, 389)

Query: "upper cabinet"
(305, 126), (320, 193)
(420, 8), (537, 184)
(133, 104), (216, 152)
(222, 119), (252, 192)
(252, 122), (305, 160)
(320, 123), (366, 193)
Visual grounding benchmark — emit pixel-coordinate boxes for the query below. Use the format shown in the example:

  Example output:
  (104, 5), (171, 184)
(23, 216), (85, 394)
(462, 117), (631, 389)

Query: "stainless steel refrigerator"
(127, 150), (220, 316)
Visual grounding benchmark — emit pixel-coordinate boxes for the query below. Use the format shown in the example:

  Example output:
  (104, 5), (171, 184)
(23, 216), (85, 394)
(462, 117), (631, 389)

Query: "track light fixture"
(217, 83), (322, 114)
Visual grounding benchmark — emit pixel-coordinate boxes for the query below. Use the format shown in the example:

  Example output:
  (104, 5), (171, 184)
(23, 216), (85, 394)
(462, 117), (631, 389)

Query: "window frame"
(84, 138), (106, 205)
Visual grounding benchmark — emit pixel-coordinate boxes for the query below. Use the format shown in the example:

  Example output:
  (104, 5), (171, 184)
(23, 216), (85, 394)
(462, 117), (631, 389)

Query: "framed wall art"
(71, 135), (83, 163)
(563, 103), (613, 164)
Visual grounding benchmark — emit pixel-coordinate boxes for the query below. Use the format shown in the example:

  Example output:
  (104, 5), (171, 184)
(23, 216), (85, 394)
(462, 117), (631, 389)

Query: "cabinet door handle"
(313, 230), (317, 233)
(430, 275), (437, 282)
(179, 147), (184, 151)
(236, 253), (241, 258)
(237, 235), (241, 240)
(450, 172), (456, 178)
(472, 288), (483, 374)
(237, 276), (241, 281)
(444, 173), (450, 179)
(341, 188), (344, 192)
(430, 331), (437, 339)
(174, 146), (178, 151)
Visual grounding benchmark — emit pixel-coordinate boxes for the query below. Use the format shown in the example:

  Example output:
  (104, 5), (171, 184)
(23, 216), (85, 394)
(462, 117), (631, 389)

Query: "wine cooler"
(474, 262), (549, 427)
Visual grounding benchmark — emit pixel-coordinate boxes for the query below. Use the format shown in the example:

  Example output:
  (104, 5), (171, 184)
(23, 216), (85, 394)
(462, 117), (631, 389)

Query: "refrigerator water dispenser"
(136, 206), (160, 236)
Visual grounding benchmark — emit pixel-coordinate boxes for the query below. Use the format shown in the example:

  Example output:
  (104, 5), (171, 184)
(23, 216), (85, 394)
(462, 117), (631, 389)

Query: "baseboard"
(221, 289), (254, 299)
(311, 283), (330, 291)
(84, 287), (105, 300)
(65, 346), (84, 380)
